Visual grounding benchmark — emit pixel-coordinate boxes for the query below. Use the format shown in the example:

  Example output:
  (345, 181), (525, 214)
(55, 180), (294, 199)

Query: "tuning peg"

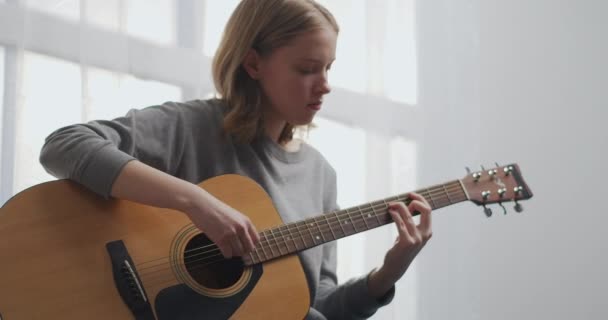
(499, 202), (507, 215)
(481, 165), (486, 171)
(466, 166), (471, 174)
(483, 205), (492, 217)
(514, 201), (524, 213)
(495, 162), (500, 168)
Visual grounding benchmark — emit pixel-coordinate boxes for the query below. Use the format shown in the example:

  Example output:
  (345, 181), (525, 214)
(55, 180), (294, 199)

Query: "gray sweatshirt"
(40, 98), (394, 319)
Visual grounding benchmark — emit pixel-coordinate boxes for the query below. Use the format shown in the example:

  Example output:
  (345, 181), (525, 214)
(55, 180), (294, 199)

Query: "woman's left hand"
(368, 193), (433, 299)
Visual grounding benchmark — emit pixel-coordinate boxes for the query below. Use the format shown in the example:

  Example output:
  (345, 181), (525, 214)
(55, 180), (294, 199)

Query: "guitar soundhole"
(184, 234), (244, 290)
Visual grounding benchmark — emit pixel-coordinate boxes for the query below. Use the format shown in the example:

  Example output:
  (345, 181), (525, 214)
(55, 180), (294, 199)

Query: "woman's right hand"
(184, 191), (260, 259)
(109, 161), (260, 259)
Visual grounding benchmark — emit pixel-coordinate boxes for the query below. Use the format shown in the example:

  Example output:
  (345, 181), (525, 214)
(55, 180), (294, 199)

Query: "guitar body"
(0, 175), (310, 319)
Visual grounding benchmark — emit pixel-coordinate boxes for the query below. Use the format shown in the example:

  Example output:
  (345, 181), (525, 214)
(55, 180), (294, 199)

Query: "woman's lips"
(308, 102), (322, 111)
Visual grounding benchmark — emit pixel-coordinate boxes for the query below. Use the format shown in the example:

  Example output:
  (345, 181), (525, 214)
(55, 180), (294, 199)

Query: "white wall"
(415, 0), (607, 319)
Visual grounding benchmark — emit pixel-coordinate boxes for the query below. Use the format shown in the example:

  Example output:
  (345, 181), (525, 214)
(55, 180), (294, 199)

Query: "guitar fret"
(286, 224), (299, 252)
(251, 248), (261, 264)
(323, 214), (337, 240)
(374, 202), (383, 225)
(425, 188), (437, 209)
(347, 208), (358, 233)
(261, 231), (275, 259)
(257, 239), (268, 261)
(314, 217), (326, 243)
(336, 211), (347, 238)
(268, 230), (281, 258)
(306, 222), (317, 245)
(380, 199), (389, 224)
(442, 183), (453, 204)
(269, 228), (283, 256)
(369, 204), (379, 224)
(277, 225), (292, 253)
(358, 206), (371, 229)
(294, 221), (308, 249)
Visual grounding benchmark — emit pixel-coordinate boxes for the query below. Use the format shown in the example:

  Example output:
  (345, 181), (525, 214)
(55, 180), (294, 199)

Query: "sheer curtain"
(0, 1), (419, 319)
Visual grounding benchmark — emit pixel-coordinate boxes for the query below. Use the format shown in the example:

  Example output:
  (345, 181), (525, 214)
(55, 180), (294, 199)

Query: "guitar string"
(138, 196), (462, 290)
(136, 191), (466, 284)
(140, 193), (470, 289)
(135, 183), (465, 275)
(135, 182), (464, 272)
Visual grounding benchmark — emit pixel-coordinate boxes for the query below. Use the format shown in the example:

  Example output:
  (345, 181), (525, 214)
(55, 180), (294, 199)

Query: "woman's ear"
(242, 49), (261, 80)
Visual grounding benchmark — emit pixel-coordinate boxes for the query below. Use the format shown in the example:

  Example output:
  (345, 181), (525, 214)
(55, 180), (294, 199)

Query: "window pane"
(390, 135), (418, 320)
(317, 0), (367, 93)
(202, 0), (240, 57)
(307, 117), (367, 281)
(0, 46), (4, 115)
(27, 0), (80, 22)
(86, 0), (121, 32)
(87, 67), (182, 121)
(127, 0), (175, 46)
(390, 136), (417, 195)
(0, 46), (5, 174)
(384, 0), (417, 104)
(16, 52), (81, 194)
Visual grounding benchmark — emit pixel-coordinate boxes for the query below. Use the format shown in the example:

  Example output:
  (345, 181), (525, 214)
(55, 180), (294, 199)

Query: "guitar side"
(0, 175), (310, 319)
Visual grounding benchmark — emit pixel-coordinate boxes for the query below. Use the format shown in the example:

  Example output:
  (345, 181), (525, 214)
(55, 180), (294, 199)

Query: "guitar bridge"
(106, 240), (155, 320)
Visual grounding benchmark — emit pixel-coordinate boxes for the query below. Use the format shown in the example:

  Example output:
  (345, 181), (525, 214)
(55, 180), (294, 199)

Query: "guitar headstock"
(461, 163), (533, 216)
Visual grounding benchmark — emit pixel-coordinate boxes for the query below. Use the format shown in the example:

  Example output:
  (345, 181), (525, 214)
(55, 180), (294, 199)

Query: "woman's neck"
(263, 120), (302, 152)
(262, 108), (286, 144)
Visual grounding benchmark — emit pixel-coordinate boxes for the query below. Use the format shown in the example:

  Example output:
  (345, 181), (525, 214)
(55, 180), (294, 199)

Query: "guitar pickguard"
(155, 264), (263, 320)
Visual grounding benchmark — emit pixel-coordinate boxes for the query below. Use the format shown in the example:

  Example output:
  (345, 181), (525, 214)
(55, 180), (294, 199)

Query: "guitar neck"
(245, 180), (468, 265)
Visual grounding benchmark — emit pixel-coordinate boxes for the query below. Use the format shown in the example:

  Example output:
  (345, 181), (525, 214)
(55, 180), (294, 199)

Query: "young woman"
(40, 0), (432, 319)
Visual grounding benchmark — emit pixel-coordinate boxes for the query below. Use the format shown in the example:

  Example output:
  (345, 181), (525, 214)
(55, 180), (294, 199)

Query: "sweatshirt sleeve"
(39, 101), (187, 199)
(313, 241), (395, 319)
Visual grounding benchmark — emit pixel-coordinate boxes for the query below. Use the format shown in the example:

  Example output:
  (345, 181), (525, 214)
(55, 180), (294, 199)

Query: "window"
(85, 0), (121, 32)
(87, 67), (182, 121)
(126, 0), (176, 46)
(317, 0), (367, 93)
(12, 52), (182, 196)
(0, 46), (4, 115)
(384, 0), (418, 104)
(16, 52), (82, 194)
(0, 46), (5, 187)
(27, 0), (80, 22)
(308, 117), (368, 280)
(202, 0), (240, 57)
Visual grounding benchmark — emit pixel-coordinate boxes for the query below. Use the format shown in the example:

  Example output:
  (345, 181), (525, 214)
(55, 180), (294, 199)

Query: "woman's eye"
(299, 68), (315, 74)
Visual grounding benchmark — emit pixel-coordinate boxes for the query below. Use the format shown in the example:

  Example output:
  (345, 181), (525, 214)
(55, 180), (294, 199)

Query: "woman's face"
(253, 27), (337, 130)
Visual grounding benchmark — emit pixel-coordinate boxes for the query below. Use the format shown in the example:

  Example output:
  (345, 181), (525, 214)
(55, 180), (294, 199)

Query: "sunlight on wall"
(317, 0), (367, 94)
(389, 135), (418, 319)
(0, 46), (4, 116)
(126, 0), (175, 46)
(0, 46), (5, 172)
(17, 52), (82, 194)
(384, 0), (417, 104)
(85, 0), (121, 32)
(307, 116), (369, 281)
(202, 0), (240, 57)
(87, 66), (182, 121)
(14, 52), (182, 196)
(28, 0), (80, 22)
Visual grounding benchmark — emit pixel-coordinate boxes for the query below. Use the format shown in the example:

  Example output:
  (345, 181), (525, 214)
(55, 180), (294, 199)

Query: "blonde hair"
(212, 0), (339, 144)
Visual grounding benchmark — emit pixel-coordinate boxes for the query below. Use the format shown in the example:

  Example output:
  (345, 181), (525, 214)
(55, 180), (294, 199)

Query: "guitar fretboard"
(244, 180), (468, 266)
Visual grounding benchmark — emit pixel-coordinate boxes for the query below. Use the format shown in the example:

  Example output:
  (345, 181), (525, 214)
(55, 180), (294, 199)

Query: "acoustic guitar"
(0, 164), (532, 319)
